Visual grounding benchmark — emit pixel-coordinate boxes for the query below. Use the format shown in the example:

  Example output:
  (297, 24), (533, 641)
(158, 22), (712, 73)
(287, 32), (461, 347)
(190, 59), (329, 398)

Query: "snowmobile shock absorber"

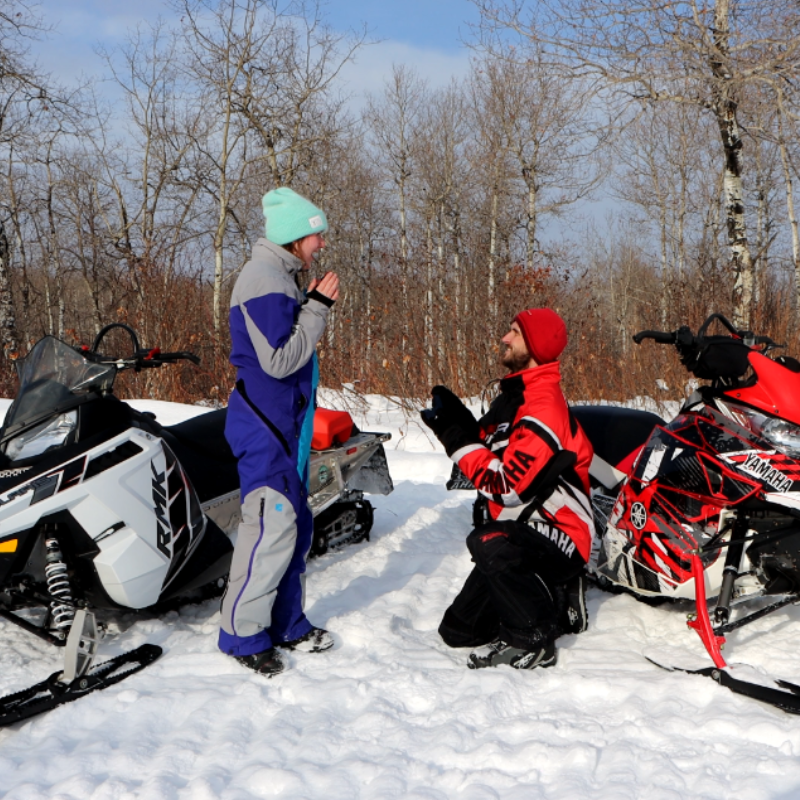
(713, 518), (749, 626)
(44, 537), (75, 633)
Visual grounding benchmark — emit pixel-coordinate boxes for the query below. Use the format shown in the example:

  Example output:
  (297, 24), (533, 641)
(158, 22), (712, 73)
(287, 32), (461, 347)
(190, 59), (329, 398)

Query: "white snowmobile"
(0, 323), (392, 726)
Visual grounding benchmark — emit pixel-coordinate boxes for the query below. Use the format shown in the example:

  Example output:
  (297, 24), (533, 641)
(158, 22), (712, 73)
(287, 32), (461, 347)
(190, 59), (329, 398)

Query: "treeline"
(2, 0), (800, 409)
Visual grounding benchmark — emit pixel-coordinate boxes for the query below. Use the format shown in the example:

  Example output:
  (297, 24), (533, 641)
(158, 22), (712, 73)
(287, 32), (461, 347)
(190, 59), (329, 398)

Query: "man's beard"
(500, 347), (530, 373)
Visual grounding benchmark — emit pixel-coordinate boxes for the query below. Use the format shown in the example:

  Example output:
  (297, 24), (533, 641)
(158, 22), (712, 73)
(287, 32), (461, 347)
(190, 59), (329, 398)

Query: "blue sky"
(31, 0), (479, 98)
(332, 0), (479, 52)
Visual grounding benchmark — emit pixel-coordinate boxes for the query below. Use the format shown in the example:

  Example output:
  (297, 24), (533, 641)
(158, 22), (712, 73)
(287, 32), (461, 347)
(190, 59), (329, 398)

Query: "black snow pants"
(439, 519), (585, 651)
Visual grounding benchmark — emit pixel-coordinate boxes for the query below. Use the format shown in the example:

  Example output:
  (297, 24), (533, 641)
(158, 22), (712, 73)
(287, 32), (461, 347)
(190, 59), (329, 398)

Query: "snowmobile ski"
(0, 643), (162, 727)
(646, 657), (800, 715)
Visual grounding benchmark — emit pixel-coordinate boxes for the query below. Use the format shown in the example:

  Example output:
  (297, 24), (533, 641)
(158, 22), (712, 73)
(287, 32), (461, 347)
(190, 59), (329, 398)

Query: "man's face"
(500, 322), (533, 372)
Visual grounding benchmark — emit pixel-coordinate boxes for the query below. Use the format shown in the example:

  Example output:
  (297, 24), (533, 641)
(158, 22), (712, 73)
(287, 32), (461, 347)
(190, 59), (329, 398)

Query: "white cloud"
(32, 1), (180, 82)
(29, 2), (474, 125)
(33, 4), (472, 106)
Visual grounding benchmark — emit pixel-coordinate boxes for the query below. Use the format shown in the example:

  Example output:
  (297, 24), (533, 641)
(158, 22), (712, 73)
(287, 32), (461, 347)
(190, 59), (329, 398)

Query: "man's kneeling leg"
(438, 565), (499, 648)
(466, 522), (561, 651)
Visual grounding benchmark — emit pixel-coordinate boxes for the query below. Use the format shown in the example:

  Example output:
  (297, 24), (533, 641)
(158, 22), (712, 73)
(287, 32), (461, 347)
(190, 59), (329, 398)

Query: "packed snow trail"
(2, 396), (800, 799)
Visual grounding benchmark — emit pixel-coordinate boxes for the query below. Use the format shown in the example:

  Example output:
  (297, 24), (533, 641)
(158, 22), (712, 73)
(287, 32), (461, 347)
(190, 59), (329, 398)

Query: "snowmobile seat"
(161, 409), (240, 503)
(312, 408), (354, 451)
(571, 405), (664, 471)
(164, 408), (236, 463)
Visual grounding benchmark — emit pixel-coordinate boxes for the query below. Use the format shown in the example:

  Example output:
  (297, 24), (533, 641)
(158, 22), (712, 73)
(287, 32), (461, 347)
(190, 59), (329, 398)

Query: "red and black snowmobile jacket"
(451, 362), (595, 562)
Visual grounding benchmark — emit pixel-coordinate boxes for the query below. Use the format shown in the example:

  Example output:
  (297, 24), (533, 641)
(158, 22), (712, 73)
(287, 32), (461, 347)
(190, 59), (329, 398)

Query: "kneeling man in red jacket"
(422, 308), (594, 669)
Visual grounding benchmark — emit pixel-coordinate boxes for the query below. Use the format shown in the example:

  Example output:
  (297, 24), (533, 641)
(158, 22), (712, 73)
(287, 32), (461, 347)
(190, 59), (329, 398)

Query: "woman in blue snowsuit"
(219, 188), (339, 676)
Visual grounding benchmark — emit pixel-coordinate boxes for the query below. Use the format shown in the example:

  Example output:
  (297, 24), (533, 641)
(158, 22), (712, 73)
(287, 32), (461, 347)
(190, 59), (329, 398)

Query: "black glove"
(420, 385), (481, 457)
(432, 386), (480, 434)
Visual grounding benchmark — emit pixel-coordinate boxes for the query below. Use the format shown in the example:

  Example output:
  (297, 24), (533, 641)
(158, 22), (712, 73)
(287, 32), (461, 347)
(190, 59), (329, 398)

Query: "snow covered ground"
(2, 393), (800, 799)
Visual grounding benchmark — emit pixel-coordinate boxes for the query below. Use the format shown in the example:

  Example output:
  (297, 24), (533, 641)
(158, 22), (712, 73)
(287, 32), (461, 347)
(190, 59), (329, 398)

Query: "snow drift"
(1, 395), (800, 800)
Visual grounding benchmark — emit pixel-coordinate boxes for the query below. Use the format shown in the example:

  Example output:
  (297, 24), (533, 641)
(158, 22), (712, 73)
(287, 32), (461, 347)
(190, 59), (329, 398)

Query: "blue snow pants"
(218, 391), (314, 657)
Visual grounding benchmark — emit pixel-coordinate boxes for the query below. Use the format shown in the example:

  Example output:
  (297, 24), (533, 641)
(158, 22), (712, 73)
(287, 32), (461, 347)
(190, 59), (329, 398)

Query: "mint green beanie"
(262, 187), (328, 245)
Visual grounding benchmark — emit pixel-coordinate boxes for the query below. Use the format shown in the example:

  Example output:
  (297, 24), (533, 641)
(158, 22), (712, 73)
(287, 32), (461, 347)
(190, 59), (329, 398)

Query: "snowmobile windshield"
(2, 336), (116, 437)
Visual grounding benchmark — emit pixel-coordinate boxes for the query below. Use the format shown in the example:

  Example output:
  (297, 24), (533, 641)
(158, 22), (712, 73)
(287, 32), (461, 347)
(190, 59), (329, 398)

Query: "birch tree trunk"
(488, 185), (499, 326)
(776, 103), (800, 325)
(525, 174), (537, 272)
(0, 221), (17, 358)
(710, 0), (753, 327)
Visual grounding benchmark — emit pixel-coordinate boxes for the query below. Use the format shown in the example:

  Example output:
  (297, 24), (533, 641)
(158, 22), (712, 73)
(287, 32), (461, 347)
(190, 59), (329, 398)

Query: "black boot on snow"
(235, 647), (285, 677)
(280, 627), (334, 653)
(557, 573), (589, 635)
(467, 639), (557, 670)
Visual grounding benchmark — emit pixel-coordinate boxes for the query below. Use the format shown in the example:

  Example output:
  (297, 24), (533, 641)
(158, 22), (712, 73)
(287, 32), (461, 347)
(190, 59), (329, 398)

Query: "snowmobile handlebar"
(634, 314), (783, 351)
(81, 349), (201, 371)
(633, 314), (786, 382)
(632, 330), (677, 345)
(134, 349), (201, 368)
(81, 323), (200, 370)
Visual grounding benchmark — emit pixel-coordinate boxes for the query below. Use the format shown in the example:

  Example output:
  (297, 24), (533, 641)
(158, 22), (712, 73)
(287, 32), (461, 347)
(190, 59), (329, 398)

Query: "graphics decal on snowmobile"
(0, 429), (208, 610)
(597, 400), (800, 602)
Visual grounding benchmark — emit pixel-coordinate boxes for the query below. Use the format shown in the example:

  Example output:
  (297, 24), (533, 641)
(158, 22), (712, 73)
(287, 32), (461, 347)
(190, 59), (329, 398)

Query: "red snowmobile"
(572, 313), (800, 713)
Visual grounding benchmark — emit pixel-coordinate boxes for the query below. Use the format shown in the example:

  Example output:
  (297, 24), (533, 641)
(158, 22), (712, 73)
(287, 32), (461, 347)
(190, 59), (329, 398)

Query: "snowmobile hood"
(724, 350), (800, 426)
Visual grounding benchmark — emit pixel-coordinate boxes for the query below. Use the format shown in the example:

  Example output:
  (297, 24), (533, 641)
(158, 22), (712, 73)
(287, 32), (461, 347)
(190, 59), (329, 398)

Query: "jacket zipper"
(235, 378), (292, 458)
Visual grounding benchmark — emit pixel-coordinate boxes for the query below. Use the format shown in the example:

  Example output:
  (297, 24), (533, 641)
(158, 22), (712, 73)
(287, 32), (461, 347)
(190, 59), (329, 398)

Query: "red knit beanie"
(513, 308), (568, 364)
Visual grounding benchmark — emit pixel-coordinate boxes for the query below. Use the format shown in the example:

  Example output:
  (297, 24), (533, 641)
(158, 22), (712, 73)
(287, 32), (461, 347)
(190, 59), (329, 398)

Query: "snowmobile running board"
(647, 657), (800, 715)
(713, 595), (799, 636)
(0, 644), (162, 727)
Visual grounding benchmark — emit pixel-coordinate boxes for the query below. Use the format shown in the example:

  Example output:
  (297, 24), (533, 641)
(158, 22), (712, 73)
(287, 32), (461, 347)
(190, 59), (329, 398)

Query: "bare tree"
(473, 51), (601, 272)
(417, 81), (471, 387)
(231, 1), (364, 190)
(177, 0), (270, 337)
(365, 65), (428, 364)
(475, 0), (800, 326)
(612, 103), (718, 323)
(0, 0), (51, 359)
(91, 21), (205, 343)
(467, 63), (513, 328)
(774, 94), (800, 323)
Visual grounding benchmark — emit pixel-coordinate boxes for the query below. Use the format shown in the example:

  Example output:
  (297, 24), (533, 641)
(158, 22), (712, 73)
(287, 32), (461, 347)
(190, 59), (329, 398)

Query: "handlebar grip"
(633, 330), (677, 345)
(144, 351), (201, 365)
(751, 335), (785, 349)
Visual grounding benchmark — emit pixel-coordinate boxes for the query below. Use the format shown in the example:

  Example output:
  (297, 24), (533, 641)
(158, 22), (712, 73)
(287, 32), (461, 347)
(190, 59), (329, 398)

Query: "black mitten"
(421, 386), (482, 457)
(430, 386), (481, 440)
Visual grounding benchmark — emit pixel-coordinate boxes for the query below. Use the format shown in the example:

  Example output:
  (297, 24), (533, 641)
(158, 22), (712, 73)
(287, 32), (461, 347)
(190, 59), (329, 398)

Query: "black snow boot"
(235, 647), (285, 677)
(467, 639), (557, 670)
(557, 572), (589, 635)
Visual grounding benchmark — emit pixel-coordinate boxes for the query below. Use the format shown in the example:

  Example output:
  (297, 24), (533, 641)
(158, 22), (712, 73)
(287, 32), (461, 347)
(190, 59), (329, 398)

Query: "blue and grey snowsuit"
(219, 238), (332, 657)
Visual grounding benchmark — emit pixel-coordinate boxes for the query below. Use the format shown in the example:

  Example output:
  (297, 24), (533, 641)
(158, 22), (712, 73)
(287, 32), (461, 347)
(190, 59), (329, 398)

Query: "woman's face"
(295, 232), (326, 269)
